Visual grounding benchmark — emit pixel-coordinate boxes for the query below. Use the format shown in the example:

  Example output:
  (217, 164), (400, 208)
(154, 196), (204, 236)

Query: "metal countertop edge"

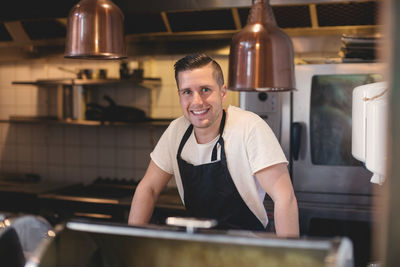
(66, 221), (333, 250)
(39, 194), (119, 204)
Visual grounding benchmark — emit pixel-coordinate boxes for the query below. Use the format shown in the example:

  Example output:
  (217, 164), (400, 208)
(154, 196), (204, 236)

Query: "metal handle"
(166, 217), (217, 234)
(291, 122), (302, 161)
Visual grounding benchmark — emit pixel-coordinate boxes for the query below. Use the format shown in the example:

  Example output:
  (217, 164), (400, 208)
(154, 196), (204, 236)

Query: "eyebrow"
(179, 84), (214, 90)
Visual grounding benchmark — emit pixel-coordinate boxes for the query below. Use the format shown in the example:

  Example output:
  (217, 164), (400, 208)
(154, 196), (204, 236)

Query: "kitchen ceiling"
(0, 0), (380, 58)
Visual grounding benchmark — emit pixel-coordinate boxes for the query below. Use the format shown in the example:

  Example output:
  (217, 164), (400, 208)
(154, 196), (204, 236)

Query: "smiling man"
(128, 54), (299, 237)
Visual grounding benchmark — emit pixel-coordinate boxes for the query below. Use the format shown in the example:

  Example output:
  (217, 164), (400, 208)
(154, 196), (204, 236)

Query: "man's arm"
(128, 160), (172, 225)
(255, 163), (299, 237)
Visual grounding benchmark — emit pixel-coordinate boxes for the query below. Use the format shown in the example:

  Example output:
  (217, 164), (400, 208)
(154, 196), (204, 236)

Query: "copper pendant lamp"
(228, 0), (295, 91)
(65, 0), (127, 59)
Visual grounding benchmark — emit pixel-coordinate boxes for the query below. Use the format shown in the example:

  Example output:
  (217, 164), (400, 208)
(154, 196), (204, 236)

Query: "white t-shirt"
(150, 105), (288, 227)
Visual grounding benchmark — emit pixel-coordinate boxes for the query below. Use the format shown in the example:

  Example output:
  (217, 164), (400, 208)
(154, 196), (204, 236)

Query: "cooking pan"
(85, 95), (147, 123)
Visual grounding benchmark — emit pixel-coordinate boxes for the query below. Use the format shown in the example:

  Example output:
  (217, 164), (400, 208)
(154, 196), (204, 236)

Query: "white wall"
(0, 55), (238, 184)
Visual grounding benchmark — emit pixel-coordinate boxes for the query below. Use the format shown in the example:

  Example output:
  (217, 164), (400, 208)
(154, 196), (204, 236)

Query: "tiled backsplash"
(0, 123), (161, 183)
(0, 55), (238, 184)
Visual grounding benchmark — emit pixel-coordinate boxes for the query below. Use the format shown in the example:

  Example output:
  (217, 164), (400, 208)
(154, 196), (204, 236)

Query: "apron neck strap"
(177, 109), (227, 160)
(219, 109), (227, 136)
(211, 110), (226, 161)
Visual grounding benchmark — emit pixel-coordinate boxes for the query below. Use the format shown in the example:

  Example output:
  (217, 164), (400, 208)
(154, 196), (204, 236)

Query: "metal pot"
(58, 67), (107, 79)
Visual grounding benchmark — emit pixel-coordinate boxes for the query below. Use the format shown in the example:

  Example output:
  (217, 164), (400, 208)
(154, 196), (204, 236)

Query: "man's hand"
(255, 163), (299, 237)
(128, 160), (172, 225)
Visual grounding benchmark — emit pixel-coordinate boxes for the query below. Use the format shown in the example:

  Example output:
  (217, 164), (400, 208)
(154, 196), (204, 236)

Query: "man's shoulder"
(153, 115), (189, 155)
(165, 116), (190, 135)
(227, 105), (263, 126)
(171, 115), (189, 126)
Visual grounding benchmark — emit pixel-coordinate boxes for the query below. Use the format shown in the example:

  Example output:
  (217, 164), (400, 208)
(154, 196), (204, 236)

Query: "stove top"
(38, 177), (139, 205)
(0, 179), (78, 195)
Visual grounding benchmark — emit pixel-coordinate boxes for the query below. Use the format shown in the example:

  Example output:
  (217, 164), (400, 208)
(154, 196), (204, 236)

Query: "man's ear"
(221, 84), (227, 100)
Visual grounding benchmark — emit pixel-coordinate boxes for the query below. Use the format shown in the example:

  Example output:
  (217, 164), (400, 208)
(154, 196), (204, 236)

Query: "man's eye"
(202, 87), (211, 93)
(182, 90), (191, 95)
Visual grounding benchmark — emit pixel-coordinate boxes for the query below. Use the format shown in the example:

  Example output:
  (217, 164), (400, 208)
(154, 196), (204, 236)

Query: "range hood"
(0, 0), (380, 59)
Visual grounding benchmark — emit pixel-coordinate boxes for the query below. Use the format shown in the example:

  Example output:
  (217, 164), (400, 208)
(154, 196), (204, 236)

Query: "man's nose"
(192, 91), (203, 105)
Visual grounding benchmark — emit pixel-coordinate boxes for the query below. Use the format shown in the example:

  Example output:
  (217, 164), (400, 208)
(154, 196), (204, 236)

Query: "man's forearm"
(273, 195), (299, 238)
(128, 184), (158, 225)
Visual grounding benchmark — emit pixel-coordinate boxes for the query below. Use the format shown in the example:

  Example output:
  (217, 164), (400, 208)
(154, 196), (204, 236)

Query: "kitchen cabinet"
(8, 77), (172, 127)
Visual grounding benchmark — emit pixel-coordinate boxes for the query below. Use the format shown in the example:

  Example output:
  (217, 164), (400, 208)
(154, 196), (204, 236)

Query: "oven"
(241, 62), (384, 211)
(240, 62), (385, 267)
(291, 63), (384, 199)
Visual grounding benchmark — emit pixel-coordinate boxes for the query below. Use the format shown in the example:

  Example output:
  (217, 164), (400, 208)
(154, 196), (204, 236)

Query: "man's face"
(177, 64), (226, 131)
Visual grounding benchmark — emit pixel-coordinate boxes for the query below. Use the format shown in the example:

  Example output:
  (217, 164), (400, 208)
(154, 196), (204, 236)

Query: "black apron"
(177, 110), (266, 231)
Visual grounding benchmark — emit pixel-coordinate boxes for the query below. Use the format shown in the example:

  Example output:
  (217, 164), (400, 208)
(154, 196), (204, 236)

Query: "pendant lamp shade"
(65, 0), (127, 59)
(228, 0), (295, 91)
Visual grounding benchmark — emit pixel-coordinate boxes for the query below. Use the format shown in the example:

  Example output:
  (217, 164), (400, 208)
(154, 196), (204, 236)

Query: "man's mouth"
(191, 108), (209, 115)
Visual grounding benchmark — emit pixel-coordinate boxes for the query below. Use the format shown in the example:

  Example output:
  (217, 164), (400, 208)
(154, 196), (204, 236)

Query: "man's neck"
(193, 110), (224, 144)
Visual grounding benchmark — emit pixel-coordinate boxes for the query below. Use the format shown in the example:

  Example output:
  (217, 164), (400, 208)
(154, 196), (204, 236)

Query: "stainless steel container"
(27, 220), (354, 267)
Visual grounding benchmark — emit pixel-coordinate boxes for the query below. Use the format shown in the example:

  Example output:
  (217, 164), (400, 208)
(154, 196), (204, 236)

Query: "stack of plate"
(339, 34), (382, 62)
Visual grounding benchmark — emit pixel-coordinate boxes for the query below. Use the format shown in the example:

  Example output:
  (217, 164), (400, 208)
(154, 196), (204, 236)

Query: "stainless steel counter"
(26, 220), (355, 267)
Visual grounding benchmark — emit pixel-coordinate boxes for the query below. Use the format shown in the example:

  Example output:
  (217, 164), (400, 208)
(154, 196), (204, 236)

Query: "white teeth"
(192, 109), (207, 115)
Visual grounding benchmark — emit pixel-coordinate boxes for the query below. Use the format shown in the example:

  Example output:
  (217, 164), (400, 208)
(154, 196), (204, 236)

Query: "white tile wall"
(31, 125), (48, 145)
(0, 55), (238, 185)
(64, 146), (81, 166)
(116, 127), (134, 148)
(80, 127), (98, 147)
(99, 127), (116, 147)
(64, 127), (80, 146)
(32, 145), (47, 164)
(17, 162), (32, 174)
(16, 143), (32, 163)
(0, 143), (4, 168)
(80, 147), (98, 167)
(116, 148), (135, 168)
(116, 167), (135, 180)
(2, 162), (17, 173)
(64, 167), (81, 183)
(98, 147), (116, 168)
(3, 144), (17, 163)
(97, 167), (115, 179)
(0, 89), (16, 106)
(48, 145), (64, 165)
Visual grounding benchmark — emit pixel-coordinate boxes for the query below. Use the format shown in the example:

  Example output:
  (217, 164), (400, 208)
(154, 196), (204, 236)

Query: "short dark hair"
(174, 53), (224, 87)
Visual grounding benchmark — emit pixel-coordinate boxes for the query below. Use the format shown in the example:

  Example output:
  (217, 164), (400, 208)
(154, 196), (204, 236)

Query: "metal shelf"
(9, 77), (167, 127)
(1, 117), (172, 127)
(12, 77), (161, 87)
